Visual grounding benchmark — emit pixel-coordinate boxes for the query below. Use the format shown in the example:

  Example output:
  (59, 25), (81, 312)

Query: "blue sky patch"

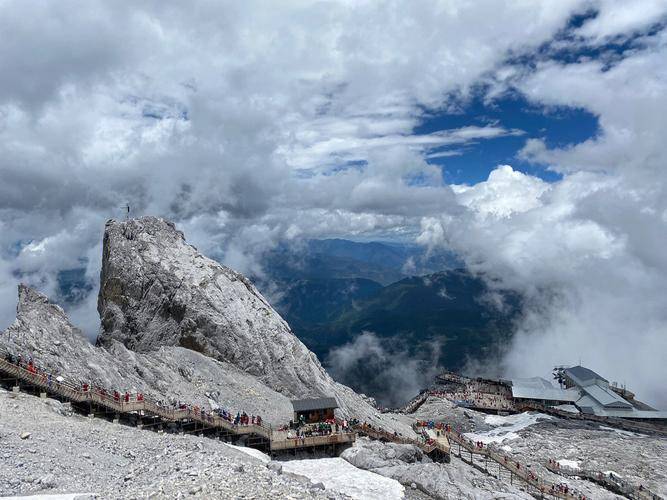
(416, 93), (599, 185)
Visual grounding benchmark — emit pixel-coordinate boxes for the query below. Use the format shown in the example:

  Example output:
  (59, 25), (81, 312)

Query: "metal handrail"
(441, 427), (585, 499)
(0, 353), (272, 438)
(545, 462), (663, 500)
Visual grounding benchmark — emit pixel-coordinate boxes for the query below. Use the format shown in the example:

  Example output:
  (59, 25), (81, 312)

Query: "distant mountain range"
(262, 238), (460, 285)
(272, 269), (519, 370)
(252, 239), (519, 405)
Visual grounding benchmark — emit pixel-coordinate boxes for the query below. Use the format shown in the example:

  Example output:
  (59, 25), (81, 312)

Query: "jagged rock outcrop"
(96, 217), (370, 403)
(2, 284), (118, 384)
(1, 284), (295, 423)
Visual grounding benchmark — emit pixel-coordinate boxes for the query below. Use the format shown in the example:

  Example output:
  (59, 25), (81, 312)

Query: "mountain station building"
(511, 365), (667, 422)
(291, 397), (338, 424)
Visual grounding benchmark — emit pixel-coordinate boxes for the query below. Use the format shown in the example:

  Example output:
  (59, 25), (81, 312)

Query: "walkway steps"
(354, 424), (450, 462)
(444, 429), (588, 499)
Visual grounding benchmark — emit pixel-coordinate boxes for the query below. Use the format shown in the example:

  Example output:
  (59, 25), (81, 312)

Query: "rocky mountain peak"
(96, 216), (345, 399)
(17, 283), (53, 312)
(2, 284), (100, 378)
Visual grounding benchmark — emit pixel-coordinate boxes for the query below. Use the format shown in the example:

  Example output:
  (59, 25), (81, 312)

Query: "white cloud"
(452, 165), (551, 219)
(422, 166), (667, 407)
(576, 0), (667, 42)
(1, 0), (667, 409)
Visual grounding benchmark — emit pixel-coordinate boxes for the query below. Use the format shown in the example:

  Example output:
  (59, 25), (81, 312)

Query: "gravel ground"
(0, 388), (350, 499)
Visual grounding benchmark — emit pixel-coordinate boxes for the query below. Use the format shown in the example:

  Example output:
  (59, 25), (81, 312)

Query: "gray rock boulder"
(341, 438), (427, 470)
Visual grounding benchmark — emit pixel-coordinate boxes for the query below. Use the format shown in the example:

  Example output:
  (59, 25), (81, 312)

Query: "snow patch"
(281, 457), (405, 499)
(557, 459), (580, 469)
(224, 443), (271, 463)
(599, 426), (638, 437)
(464, 412), (552, 444)
(553, 404), (579, 413)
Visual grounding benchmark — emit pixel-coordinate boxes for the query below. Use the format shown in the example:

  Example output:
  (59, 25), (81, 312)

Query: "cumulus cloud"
(1, 1), (667, 410)
(0, 0), (585, 328)
(326, 331), (441, 407)
(575, 0), (667, 42)
(408, 5), (667, 409)
(421, 164), (667, 407)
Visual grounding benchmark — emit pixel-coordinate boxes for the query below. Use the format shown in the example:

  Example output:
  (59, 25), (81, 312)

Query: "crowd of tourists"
(429, 389), (515, 411)
(282, 414), (354, 439)
(3, 351), (264, 429)
(5, 351), (648, 500)
(3, 352), (54, 387)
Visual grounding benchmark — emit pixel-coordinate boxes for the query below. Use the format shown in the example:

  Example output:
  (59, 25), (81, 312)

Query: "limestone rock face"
(341, 439), (428, 470)
(96, 217), (337, 399)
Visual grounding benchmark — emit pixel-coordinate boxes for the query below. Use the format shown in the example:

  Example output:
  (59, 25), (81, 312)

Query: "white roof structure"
(582, 384), (632, 409)
(563, 365), (607, 387)
(509, 365), (667, 420)
(510, 377), (579, 402)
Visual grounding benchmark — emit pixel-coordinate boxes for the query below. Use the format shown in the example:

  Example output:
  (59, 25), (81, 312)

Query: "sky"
(1, 1), (667, 406)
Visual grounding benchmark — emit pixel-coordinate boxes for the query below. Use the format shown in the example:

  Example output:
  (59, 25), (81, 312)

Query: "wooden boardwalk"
(545, 462), (663, 500)
(354, 423), (450, 462)
(0, 353), (355, 455)
(435, 426), (586, 499)
(4, 351), (661, 499)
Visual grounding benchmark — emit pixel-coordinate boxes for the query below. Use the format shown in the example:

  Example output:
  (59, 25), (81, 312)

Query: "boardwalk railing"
(270, 433), (355, 451)
(354, 424), (450, 460)
(435, 426), (587, 500)
(0, 351), (354, 453)
(545, 462), (663, 500)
